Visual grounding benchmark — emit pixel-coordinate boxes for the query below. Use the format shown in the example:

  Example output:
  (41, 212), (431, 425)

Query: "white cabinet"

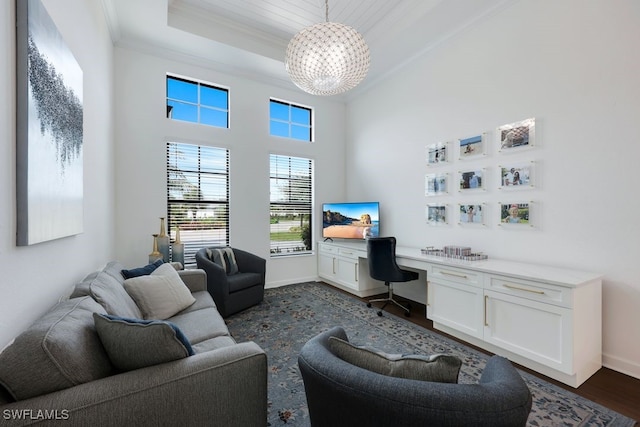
(427, 265), (484, 339)
(317, 242), (387, 297)
(424, 261), (601, 387)
(484, 288), (572, 373)
(336, 256), (359, 291)
(317, 243), (338, 280)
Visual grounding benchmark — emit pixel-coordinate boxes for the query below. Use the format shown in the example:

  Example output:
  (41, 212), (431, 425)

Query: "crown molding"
(100, 0), (122, 43)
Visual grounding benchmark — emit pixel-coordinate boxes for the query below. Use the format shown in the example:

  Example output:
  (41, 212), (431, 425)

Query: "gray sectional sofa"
(0, 261), (267, 426)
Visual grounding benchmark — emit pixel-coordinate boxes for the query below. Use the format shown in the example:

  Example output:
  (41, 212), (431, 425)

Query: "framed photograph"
(425, 173), (448, 196)
(459, 169), (485, 191)
(16, 0), (84, 246)
(499, 162), (535, 189)
(459, 133), (486, 159)
(426, 204), (448, 226)
(497, 118), (535, 152)
(499, 202), (531, 226)
(459, 204), (485, 225)
(426, 142), (449, 165)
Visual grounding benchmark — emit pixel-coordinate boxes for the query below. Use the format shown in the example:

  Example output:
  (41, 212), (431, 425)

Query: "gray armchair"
(196, 247), (266, 318)
(298, 327), (532, 427)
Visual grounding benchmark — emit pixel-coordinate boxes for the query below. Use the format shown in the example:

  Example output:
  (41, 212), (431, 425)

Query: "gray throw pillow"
(329, 336), (461, 383)
(93, 313), (194, 372)
(123, 263), (196, 319)
(0, 297), (113, 401)
(206, 247), (239, 275)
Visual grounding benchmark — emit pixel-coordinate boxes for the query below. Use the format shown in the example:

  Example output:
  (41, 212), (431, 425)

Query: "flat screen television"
(322, 202), (380, 240)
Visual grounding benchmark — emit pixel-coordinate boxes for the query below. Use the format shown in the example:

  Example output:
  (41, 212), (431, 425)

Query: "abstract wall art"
(16, 0), (83, 245)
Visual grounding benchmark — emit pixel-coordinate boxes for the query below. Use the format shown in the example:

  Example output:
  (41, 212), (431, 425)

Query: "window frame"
(269, 98), (313, 142)
(166, 74), (230, 129)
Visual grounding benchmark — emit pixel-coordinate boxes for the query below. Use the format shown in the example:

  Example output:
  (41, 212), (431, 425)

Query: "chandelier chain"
(325, 0), (329, 22)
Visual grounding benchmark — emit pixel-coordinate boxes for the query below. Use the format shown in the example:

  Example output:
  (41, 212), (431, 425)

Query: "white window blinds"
(167, 142), (229, 265)
(269, 154), (313, 256)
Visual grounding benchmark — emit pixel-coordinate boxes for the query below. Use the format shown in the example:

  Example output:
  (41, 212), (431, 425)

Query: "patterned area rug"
(225, 282), (635, 427)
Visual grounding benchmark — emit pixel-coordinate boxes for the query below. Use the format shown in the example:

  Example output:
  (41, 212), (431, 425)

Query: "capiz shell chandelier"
(285, 0), (370, 96)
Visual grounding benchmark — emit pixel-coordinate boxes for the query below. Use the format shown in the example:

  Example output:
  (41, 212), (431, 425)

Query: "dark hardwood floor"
(338, 286), (640, 424)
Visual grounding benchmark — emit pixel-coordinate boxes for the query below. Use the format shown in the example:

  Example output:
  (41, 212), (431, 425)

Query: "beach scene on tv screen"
(323, 202), (379, 239)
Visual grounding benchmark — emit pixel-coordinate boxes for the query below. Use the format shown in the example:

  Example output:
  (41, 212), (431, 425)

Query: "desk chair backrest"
(367, 237), (407, 283)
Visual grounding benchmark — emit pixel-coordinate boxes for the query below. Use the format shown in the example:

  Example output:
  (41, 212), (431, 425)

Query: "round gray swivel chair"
(298, 327), (533, 427)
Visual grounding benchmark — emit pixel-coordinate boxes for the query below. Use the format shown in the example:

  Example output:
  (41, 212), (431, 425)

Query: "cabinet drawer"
(337, 247), (361, 260)
(431, 265), (481, 287)
(487, 275), (571, 307)
(319, 244), (338, 255)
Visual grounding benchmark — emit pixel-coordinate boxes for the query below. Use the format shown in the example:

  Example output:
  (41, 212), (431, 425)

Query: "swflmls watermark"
(3, 409), (70, 421)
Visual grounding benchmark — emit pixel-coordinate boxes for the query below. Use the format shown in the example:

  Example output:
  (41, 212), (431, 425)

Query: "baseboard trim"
(603, 353), (640, 380)
(265, 276), (318, 289)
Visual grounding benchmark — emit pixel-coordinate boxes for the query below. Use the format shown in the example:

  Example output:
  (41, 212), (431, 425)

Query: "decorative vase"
(171, 226), (185, 266)
(148, 234), (163, 264)
(157, 217), (170, 263)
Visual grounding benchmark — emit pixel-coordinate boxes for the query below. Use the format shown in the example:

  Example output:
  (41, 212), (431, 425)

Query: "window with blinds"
(269, 154), (313, 257)
(167, 142), (229, 266)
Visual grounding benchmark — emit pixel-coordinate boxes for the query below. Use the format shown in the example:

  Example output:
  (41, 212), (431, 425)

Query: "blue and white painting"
(17, 0), (83, 245)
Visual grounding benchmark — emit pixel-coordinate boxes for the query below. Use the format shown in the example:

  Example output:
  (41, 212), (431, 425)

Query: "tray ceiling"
(101, 0), (514, 99)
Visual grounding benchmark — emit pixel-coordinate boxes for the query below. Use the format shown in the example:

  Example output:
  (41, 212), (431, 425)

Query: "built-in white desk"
(317, 240), (602, 387)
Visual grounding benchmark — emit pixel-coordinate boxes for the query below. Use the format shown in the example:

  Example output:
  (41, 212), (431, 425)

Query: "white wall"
(0, 0), (115, 349)
(113, 47), (346, 287)
(346, 0), (640, 378)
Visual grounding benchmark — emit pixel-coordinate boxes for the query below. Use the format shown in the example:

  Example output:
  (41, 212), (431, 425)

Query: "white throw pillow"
(123, 263), (196, 319)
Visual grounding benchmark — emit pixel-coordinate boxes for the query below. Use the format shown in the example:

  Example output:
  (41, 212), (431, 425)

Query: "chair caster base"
(366, 302), (372, 308)
(377, 311), (383, 317)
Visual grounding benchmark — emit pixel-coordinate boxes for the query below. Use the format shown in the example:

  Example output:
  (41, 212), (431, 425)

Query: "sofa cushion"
(191, 335), (237, 354)
(0, 297), (113, 401)
(121, 259), (164, 279)
(206, 247), (239, 275)
(329, 337), (461, 383)
(124, 263), (196, 319)
(93, 313), (194, 371)
(71, 262), (142, 319)
(169, 305), (230, 345)
(101, 260), (127, 284)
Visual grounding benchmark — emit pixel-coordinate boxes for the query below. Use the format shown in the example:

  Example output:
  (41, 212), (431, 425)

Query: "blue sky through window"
(166, 76), (228, 128)
(269, 99), (312, 142)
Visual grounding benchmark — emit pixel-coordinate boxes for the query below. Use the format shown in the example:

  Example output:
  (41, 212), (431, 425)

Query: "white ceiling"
(101, 0), (514, 99)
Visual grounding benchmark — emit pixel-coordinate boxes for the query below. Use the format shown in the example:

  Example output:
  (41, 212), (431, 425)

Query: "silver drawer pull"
(504, 284), (545, 295)
(342, 251), (353, 255)
(441, 270), (468, 279)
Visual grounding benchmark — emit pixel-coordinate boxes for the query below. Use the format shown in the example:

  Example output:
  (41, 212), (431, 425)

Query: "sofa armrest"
(178, 269), (207, 293)
(0, 342), (267, 427)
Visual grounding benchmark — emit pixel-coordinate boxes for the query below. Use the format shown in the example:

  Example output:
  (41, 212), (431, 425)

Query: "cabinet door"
(336, 257), (359, 290)
(317, 253), (336, 280)
(427, 280), (484, 338)
(484, 289), (572, 374)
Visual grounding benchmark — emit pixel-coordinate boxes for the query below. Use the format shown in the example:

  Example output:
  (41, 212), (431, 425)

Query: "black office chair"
(366, 237), (419, 317)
